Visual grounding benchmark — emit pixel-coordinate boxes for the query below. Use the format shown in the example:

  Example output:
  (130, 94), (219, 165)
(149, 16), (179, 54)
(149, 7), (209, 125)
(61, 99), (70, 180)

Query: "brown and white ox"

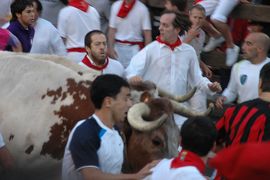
(0, 52), (98, 179)
(123, 83), (213, 173)
(0, 52), (212, 179)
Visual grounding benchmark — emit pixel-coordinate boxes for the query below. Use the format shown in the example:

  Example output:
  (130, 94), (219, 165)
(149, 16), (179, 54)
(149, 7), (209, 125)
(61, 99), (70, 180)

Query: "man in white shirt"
(126, 10), (222, 127)
(79, 30), (125, 77)
(62, 74), (157, 180)
(108, 0), (152, 68)
(144, 116), (217, 180)
(216, 32), (270, 109)
(31, 0), (66, 56)
(58, 0), (100, 63)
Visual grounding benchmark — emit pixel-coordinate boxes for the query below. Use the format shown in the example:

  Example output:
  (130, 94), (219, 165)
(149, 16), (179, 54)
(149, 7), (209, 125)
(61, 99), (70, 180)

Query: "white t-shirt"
(125, 40), (214, 126)
(31, 18), (67, 56)
(144, 159), (205, 180)
(109, 0), (151, 41)
(62, 115), (124, 180)
(79, 56), (125, 77)
(58, 6), (100, 49)
(223, 57), (270, 104)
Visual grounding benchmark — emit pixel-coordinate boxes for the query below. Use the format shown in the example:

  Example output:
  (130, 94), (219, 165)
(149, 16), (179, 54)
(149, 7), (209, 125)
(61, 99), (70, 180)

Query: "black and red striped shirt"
(216, 98), (270, 146)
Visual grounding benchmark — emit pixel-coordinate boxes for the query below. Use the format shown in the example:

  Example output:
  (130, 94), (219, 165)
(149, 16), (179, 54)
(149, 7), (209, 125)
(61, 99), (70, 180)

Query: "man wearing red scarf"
(126, 10), (222, 128)
(79, 30), (125, 77)
(58, 0), (100, 63)
(108, 0), (152, 68)
(144, 116), (217, 180)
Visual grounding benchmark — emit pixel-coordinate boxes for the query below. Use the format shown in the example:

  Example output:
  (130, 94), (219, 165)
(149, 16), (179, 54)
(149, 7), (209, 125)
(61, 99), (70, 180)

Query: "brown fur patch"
(40, 79), (94, 160)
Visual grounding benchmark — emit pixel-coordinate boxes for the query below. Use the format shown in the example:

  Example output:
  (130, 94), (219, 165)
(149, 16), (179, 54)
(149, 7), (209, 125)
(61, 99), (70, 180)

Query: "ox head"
(124, 98), (179, 173)
(123, 81), (214, 172)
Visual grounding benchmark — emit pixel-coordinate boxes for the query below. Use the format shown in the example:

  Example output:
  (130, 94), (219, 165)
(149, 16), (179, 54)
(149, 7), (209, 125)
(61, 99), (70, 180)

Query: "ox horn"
(127, 103), (168, 132)
(170, 100), (214, 117)
(158, 87), (197, 102)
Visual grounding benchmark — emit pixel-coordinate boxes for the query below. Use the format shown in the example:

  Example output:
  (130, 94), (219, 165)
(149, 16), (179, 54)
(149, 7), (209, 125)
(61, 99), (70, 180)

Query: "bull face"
(124, 98), (180, 172)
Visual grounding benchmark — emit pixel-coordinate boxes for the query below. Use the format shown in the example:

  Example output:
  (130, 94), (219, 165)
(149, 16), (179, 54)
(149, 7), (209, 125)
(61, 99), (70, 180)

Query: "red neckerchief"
(69, 0), (89, 12)
(81, 55), (109, 71)
(117, 0), (136, 18)
(194, 0), (203, 5)
(156, 36), (182, 51)
(170, 150), (205, 174)
(0, 28), (10, 50)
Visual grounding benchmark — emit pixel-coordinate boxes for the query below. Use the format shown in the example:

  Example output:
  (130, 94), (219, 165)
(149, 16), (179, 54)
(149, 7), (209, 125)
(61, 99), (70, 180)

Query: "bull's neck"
(95, 110), (114, 129)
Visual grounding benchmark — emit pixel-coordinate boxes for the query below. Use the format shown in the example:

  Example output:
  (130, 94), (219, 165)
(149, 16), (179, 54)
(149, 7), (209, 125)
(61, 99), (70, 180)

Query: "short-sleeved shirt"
(62, 114), (124, 180)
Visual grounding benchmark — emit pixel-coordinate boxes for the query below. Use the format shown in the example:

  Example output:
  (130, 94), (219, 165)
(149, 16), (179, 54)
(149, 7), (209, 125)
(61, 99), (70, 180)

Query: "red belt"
(67, 47), (86, 53)
(115, 39), (144, 49)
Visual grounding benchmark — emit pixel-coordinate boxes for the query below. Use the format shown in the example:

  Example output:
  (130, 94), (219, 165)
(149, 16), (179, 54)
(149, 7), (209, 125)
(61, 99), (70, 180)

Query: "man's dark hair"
(181, 116), (217, 156)
(169, 0), (187, 11)
(90, 74), (130, 109)
(162, 10), (191, 36)
(10, 0), (34, 22)
(260, 62), (270, 92)
(33, 0), (43, 13)
(84, 30), (104, 47)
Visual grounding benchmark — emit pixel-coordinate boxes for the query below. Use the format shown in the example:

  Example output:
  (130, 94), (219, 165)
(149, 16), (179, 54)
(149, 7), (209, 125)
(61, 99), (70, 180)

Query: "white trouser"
(114, 42), (140, 68)
(199, 0), (239, 22)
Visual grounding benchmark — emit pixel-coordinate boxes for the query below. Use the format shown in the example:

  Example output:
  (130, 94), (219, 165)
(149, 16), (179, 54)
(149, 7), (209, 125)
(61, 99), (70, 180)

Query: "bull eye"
(152, 138), (161, 146)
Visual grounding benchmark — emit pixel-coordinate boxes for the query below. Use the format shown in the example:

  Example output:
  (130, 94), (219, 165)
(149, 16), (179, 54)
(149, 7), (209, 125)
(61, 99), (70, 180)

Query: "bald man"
(216, 32), (270, 109)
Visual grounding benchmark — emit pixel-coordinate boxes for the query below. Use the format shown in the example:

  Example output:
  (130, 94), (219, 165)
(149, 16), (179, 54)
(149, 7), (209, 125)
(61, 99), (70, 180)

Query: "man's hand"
(129, 76), (143, 86)
(201, 62), (213, 78)
(215, 96), (226, 109)
(134, 160), (160, 179)
(208, 82), (222, 93)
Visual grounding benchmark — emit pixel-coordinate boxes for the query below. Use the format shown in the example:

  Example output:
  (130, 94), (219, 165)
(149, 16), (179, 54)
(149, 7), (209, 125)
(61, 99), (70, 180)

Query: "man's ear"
(15, 13), (21, 19)
(85, 46), (91, 54)
(103, 96), (112, 108)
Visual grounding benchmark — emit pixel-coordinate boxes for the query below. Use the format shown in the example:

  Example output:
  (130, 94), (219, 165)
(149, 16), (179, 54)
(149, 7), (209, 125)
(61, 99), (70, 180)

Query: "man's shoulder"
(72, 117), (101, 140)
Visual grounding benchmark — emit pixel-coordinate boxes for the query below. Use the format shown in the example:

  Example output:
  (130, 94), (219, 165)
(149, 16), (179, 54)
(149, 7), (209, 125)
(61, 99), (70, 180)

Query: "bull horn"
(170, 100), (214, 117)
(158, 87), (197, 102)
(127, 103), (168, 132)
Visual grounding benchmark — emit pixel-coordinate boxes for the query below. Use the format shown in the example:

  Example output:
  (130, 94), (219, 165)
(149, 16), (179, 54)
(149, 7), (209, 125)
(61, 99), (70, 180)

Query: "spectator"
(197, 0), (250, 66)
(79, 30), (125, 77)
(108, 0), (152, 68)
(62, 74), (157, 180)
(0, 28), (22, 52)
(215, 32), (270, 109)
(216, 62), (270, 147)
(126, 10), (222, 127)
(58, 0), (100, 63)
(7, 0), (35, 53)
(30, 0), (67, 56)
(145, 116), (217, 180)
(183, 4), (212, 78)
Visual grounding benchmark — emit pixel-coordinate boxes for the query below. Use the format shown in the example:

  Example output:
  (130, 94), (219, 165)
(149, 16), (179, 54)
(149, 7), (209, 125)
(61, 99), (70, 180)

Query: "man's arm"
(143, 30), (152, 46)
(81, 160), (158, 180)
(108, 27), (118, 59)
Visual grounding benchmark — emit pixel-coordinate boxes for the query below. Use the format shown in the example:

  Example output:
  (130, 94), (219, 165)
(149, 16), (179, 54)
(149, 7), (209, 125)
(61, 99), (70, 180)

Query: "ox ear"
(140, 91), (151, 103)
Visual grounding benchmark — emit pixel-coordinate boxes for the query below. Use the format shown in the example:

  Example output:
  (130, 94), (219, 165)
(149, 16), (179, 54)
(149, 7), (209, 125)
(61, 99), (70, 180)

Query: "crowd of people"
(1, 0), (270, 179)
